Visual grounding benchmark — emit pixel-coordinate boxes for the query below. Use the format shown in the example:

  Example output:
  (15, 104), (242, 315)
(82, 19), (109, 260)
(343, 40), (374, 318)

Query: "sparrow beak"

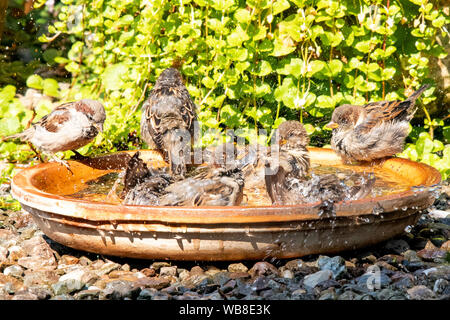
(94, 123), (104, 133)
(280, 139), (287, 146)
(326, 122), (339, 129)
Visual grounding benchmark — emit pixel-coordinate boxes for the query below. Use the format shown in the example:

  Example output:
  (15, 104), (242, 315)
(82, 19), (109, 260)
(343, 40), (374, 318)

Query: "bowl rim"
(11, 148), (441, 224)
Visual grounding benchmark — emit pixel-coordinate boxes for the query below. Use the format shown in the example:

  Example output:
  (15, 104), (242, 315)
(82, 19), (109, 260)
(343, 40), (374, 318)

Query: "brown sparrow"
(3, 99), (106, 169)
(264, 121), (375, 206)
(140, 68), (197, 179)
(122, 152), (172, 206)
(326, 85), (430, 163)
(264, 120), (311, 205)
(122, 150), (253, 206)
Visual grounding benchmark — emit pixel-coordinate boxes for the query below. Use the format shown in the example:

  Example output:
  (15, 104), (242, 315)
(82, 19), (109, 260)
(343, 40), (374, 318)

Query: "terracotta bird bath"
(11, 148), (441, 261)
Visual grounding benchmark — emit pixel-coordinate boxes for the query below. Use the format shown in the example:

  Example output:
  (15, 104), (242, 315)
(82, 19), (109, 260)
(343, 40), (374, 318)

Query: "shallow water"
(66, 163), (413, 206)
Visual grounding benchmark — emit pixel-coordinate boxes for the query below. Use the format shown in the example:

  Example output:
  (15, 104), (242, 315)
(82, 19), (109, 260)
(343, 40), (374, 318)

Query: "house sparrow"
(121, 152), (173, 205)
(263, 120), (375, 206)
(123, 150), (253, 206)
(326, 85), (430, 163)
(264, 120), (311, 205)
(3, 99), (106, 170)
(140, 68), (197, 179)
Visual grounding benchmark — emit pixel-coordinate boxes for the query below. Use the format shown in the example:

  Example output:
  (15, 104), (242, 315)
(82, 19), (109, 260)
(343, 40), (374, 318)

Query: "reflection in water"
(66, 163), (413, 206)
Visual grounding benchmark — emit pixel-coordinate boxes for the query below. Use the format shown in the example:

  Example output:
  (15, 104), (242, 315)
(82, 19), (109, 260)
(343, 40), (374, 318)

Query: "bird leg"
(27, 142), (44, 163)
(50, 154), (73, 175)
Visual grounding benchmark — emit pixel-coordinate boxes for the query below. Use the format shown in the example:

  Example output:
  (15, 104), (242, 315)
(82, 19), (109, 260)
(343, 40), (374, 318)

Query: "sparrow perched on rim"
(2, 99), (106, 170)
(122, 150), (253, 206)
(326, 85), (430, 164)
(140, 68), (196, 179)
(264, 121), (375, 206)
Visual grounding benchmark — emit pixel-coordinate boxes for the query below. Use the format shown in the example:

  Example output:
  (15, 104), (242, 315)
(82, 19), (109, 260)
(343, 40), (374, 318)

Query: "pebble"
(407, 285), (436, 300)
(303, 270), (333, 289)
(227, 263), (248, 273)
(317, 256), (347, 280)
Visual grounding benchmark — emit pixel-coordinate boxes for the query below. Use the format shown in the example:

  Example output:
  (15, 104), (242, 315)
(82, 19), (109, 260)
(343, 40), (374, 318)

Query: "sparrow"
(140, 68), (197, 179)
(263, 120), (375, 206)
(122, 150), (253, 206)
(326, 85), (430, 164)
(3, 99), (106, 170)
(264, 120), (311, 205)
(121, 151), (172, 206)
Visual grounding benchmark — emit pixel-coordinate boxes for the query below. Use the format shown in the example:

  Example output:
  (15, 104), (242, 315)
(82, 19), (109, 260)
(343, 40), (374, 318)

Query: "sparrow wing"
(357, 85), (429, 134)
(37, 103), (74, 133)
(142, 86), (196, 151)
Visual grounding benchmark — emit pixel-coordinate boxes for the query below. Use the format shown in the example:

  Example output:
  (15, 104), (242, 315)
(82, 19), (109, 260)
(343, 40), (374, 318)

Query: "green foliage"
(0, 0), (449, 180)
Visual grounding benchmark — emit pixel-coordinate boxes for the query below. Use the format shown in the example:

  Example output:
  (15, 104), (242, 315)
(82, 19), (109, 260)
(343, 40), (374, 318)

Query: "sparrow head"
(276, 120), (310, 150)
(80, 99), (106, 132)
(326, 104), (366, 132)
(155, 68), (184, 87)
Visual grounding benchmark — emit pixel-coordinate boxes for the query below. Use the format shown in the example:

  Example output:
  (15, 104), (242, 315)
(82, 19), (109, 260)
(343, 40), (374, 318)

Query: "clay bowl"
(11, 148), (441, 261)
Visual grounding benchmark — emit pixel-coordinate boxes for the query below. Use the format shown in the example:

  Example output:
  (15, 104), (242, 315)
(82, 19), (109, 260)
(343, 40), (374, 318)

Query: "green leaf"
(26, 75), (44, 90)
(416, 132), (434, 158)
(101, 63), (129, 91)
(43, 78), (60, 97)
(234, 9), (252, 24)
(272, 0), (290, 15)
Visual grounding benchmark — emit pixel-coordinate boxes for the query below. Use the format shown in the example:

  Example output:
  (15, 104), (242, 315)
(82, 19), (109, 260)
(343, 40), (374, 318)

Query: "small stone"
(227, 263), (248, 273)
(291, 288), (307, 296)
(282, 269), (294, 279)
(212, 271), (232, 286)
(12, 290), (38, 300)
(441, 240), (450, 251)
(60, 255), (79, 265)
(338, 290), (359, 300)
(433, 279), (448, 294)
(361, 254), (377, 263)
(3, 265), (24, 278)
(150, 262), (171, 271)
(140, 268), (156, 277)
(319, 288), (337, 300)
(356, 270), (391, 289)
(0, 274), (24, 293)
(7, 245), (26, 261)
(283, 259), (304, 271)
(134, 277), (171, 290)
(121, 264), (130, 272)
(375, 261), (398, 271)
(100, 280), (140, 300)
(59, 268), (87, 282)
(248, 262), (278, 278)
(108, 270), (139, 282)
(23, 270), (60, 287)
(229, 272), (250, 280)
(160, 266), (177, 277)
(78, 256), (92, 266)
(178, 269), (190, 282)
(52, 279), (85, 295)
(190, 266), (205, 275)
(317, 256), (347, 280)
(137, 288), (158, 300)
(18, 256), (57, 271)
(95, 262), (121, 276)
(303, 270), (333, 289)
(403, 250), (422, 262)
(384, 239), (410, 254)
(204, 266), (221, 277)
(407, 285), (436, 300)
(0, 246), (8, 263)
(74, 289), (101, 300)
